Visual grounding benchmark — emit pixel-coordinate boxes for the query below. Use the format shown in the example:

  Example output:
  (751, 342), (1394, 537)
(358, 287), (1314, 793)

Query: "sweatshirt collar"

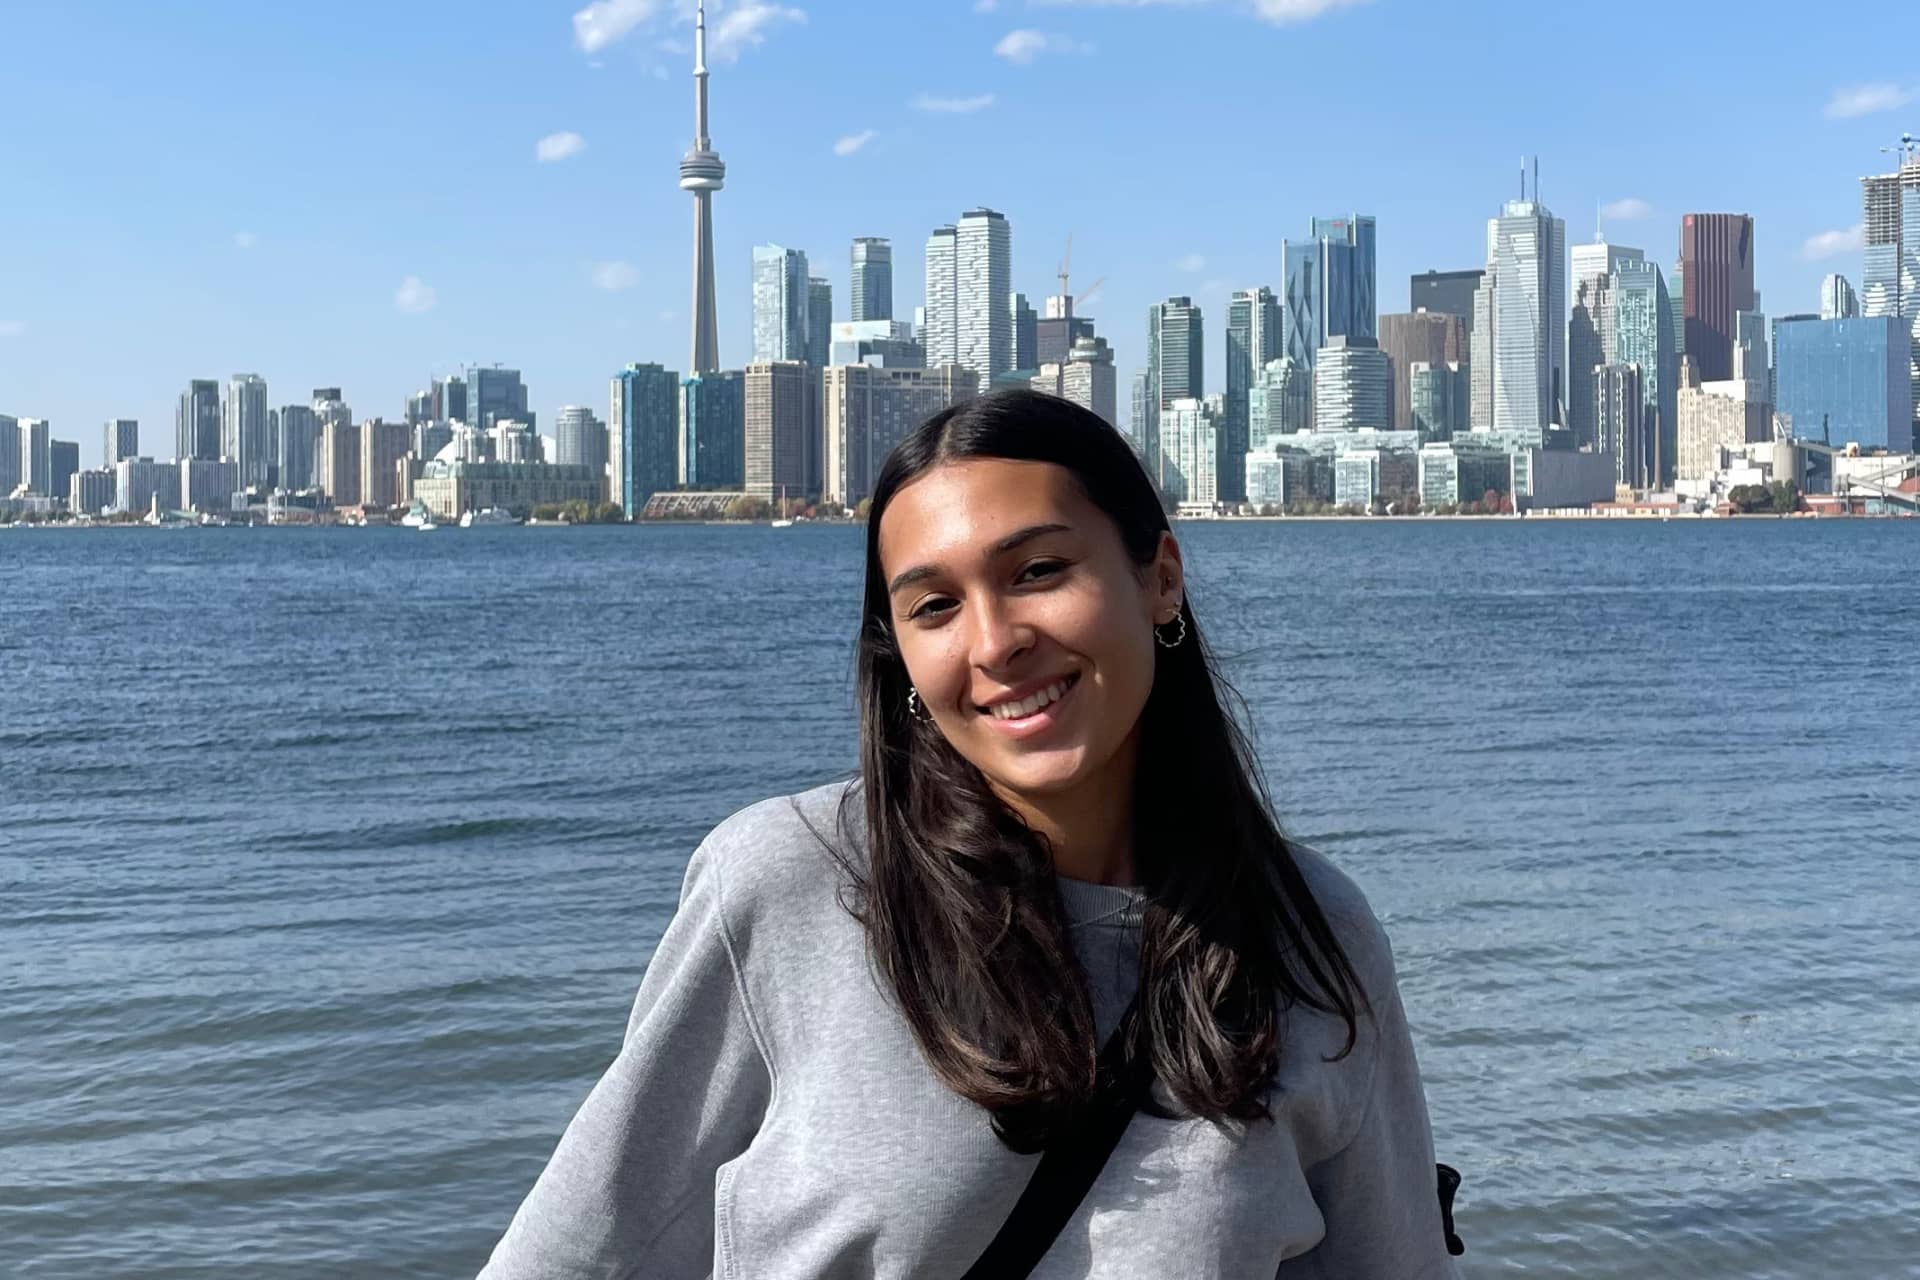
(1055, 874), (1148, 929)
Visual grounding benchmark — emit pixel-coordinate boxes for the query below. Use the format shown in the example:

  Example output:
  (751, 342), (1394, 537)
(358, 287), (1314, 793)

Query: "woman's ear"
(1149, 531), (1185, 623)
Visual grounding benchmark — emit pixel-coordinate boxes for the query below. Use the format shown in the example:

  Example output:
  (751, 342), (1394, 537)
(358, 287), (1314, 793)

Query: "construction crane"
(1076, 276), (1106, 311)
(1057, 234), (1073, 310)
(1880, 132), (1917, 159)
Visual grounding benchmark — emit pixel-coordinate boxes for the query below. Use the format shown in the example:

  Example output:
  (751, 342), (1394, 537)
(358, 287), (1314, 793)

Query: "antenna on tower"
(1534, 155), (1540, 205)
(1057, 233), (1073, 316)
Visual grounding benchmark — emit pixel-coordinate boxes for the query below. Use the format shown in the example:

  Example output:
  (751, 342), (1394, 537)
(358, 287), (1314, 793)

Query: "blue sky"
(1, 0), (1912, 468)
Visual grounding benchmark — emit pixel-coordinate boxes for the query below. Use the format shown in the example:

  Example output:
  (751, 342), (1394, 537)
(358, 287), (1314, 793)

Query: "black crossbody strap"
(962, 1002), (1143, 1280)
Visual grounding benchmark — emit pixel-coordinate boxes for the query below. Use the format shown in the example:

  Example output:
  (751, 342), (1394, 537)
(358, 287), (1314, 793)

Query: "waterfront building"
(1410, 361), (1468, 442)
(614, 362), (683, 514)
(221, 374), (271, 489)
(1333, 446), (1417, 508)
(1821, 274), (1859, 321)
(467, 366), (533, 433)
(1, 415), (22, 496)
(1678, 213), (1756, 383)
(1861, 150), (1920, 447)
(1159, 397), (1222, 510)
(823, 364), (978, 506)
(411, 460), (602, 521)
(555, 405), (608, 475)
(1568, 238), (1646, 450)
(112, 457), (178, 514)
(321, 420), (361, 506)
(1486, 194), (1568, 433)
(275, 405), (320, 493)
(807, 278), (833, 370)
(850, 237), (892, 322)
(70, 467), (115, 516)
(1611, 258), (1679, 486)
(1595, 362), (1648, 489)
(1773, 315), (1913, 451)
(15, 417), (51, 494)
(1418, 438), (1515, 508)
(1130, 370), (1150, 452)
(1224, 287), (1282, 503)
(412, 420), (454, 467)
(923, 225), (958, 368)
(50, 440), (77, 506)
(680, 0), (726, 372)
(680, 370), (745, 488)
(1677, 364), (1770, 482)
(180, 457), (239, 513)
(743, 360), (814, 502)
(957, 208), (1012, 384)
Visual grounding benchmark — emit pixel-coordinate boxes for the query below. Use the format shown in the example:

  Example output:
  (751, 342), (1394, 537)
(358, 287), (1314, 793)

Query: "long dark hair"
(839, 388), (1363, 1151)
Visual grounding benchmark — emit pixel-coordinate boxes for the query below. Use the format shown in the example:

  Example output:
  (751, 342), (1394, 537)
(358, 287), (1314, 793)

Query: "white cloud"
(1599, 197), (1651, 222)
(1802, 223), (1866, 261)
(994, 28), (1088, 63)
(233, 230), (259, 250)
(394, 276), (437, 313)
(1824, 83), (1914, 120)
(593, 261), (642, 291)
(1248, 0), (1370, 22)
(833, 129), (878, 156)
(535, 131), (588, 163)
(657, 36), (690, 55)
(711, 4), (806, 61)
(1176, 252), (1207, 272)
(0, 320), (24, 338)
(573, 0), (661, 53)
(911, 92), (996, 113)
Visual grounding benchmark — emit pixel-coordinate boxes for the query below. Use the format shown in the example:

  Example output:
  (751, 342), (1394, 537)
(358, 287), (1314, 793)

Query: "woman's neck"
(993, 738), (1139, 886)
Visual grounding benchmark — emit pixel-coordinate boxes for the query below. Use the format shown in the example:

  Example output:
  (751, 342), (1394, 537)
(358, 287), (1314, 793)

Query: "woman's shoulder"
(1283, 839), (1402, 1007)
(689, 777), (865, 922)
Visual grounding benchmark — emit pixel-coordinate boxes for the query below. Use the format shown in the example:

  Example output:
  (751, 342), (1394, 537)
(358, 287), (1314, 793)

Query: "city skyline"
(1, 0), (1915, 469)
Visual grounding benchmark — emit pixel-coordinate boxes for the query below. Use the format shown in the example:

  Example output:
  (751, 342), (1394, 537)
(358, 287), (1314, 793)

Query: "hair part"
(838, 388), (1364, 1151)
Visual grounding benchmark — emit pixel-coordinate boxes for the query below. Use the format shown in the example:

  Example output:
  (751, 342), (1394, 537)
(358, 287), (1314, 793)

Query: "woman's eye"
(909, 596), (956, 621)
(1017, 560), (1066, 583)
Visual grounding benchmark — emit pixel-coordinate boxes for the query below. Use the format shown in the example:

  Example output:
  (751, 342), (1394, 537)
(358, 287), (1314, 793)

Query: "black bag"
(965, 1004), (1468, 1276)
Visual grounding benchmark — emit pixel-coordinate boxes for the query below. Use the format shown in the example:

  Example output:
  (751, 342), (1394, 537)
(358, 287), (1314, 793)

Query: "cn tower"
(679, 0), (725, 374)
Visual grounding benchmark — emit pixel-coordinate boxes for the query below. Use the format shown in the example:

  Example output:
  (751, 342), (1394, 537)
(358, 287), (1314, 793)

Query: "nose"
(967, 593), (1034, 673)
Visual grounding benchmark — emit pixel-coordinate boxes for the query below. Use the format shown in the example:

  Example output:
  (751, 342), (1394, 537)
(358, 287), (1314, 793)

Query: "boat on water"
(770, 484), (794, 529)
(400, 501), (435, 529)
(460, 507), (520, 528)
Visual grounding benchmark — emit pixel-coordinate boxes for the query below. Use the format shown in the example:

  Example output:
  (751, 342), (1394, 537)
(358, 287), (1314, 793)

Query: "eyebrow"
(886, 522), (1072, 596)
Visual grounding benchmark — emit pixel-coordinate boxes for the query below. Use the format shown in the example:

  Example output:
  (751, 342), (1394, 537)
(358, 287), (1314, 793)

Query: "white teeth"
(989, 677), (1072, 720)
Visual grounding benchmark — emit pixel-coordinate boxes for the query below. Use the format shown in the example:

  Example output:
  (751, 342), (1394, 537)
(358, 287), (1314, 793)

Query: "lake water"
(3, 520), (1918, 1278)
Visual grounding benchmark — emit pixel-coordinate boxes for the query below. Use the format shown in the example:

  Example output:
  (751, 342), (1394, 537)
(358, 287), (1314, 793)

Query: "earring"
(906, 688), (934, 722)
(1154, 613), (1187, 649)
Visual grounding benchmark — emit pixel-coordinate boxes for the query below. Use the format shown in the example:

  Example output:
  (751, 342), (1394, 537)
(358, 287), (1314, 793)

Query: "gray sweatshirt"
(479, 781), (1461, 1279)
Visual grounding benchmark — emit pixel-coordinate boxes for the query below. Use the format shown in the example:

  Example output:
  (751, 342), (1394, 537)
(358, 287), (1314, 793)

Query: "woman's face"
(876, 457), (1184, 804)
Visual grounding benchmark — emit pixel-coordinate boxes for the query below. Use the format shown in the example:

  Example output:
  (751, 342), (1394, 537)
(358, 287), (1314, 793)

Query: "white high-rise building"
(955, 208), (1011, 383)
(1820, 273), (1859, 320)
(1486, 196), (1567, 434)
(16, 417), (51, 494)
(222, 373), (271, 489)
(1312, 336), (1391, 432)
(924, 225), (958, 368)
(1160, 397), (1221, 508)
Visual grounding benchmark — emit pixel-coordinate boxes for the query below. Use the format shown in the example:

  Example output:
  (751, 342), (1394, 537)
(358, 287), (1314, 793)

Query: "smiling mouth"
(978, 672), (1081, 721)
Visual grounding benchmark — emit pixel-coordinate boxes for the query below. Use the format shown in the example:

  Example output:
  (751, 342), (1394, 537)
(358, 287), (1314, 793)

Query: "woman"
(480, 390), (1460, 1278)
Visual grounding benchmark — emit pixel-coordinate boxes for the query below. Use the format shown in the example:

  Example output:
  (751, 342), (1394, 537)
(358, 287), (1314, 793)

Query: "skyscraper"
(611, 363), (680, 513)
(1159, 398), (1222, 508)
(752, 245), (809, 363)
(1611, 258), (1679, 486)
(1145, 297), (1204, 487)
(16, 418), (51, 494)
(1567, 238), (1645, 449)
(1223, 288), (1281, 504)
(1774, 316), (1912, 451)
(176, 380), (220, 462)
(1486, 195), (1568, 433)
(1594, 362), (1647, 489)
(322, 420), (361, 507)
(359, 419), (410, 510)
(50, 439), (78, 507)
(744, 361), (813, 502)
(467, 366), (533, 432)
(851, 237), (893, 322)
(807, 277), (833, 369)
(923, 225), (959, 368)
(1249, 357), (1313, 448)
(276, 405), (319, 492)
(1409, 269), (1483, 326)
(1061, 336), (1117, 429)
(104, 419), (139, 468)
(956, 208), (1012, 382)
(1378, 310), (1467, 433)
(1678, 213), (1756, 383)
(1821, 274), (1860, 320)
(555, 405), (608, 473)
(223, 373), (271, 489)
(1281, 214), (1377, 369)
(433, 375), (468, 424)
(1011, 293), (1038, 372)
(680, 0), (725, 374)
(1861, 148), (1920, 448)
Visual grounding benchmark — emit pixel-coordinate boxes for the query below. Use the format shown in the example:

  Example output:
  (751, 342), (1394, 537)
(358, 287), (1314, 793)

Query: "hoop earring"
(1154, 613), (1187, 649)
(906, 688), (934, 722)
